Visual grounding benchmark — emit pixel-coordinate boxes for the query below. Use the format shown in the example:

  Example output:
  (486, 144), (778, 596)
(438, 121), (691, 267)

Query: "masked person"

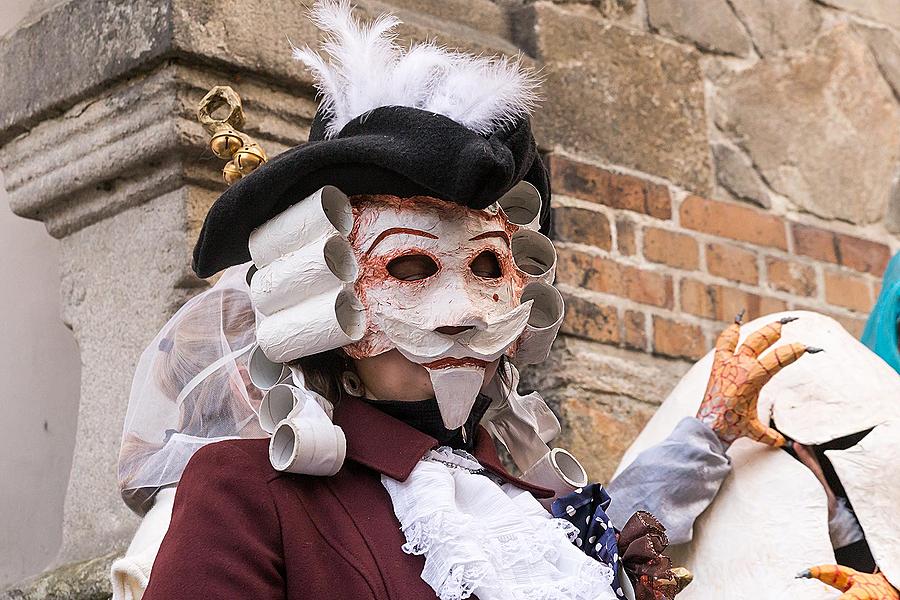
(127, 3), (821, 599)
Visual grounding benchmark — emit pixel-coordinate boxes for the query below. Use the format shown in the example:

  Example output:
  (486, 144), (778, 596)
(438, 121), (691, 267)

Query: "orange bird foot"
(798, 565), (899, 600)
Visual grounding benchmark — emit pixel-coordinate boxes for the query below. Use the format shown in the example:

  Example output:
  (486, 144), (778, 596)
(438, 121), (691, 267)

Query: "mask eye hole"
(470, 250), (502, 279)
(386, 254), (439, 282)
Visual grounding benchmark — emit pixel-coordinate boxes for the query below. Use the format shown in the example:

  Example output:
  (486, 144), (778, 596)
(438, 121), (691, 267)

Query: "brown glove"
(618, 511), (693, 600)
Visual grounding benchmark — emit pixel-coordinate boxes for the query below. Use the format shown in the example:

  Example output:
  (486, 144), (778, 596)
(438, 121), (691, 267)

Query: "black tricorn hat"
(191, 2), (550, 279)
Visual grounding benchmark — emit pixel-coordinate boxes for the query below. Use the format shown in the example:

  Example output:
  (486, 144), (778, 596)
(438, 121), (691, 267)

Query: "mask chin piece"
(425, 365), (486, 431)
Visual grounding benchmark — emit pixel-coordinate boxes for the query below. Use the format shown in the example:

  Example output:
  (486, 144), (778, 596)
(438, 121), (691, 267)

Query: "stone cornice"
(0, 0), (522, 146)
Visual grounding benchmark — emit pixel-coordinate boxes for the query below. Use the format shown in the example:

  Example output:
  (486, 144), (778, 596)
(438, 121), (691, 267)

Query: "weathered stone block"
(818, 0), (900, 30)
(3, 551), (115, 600)
(715, 26), (900, 224)
(711, 143), (771, 208)
(646, 0), (751, 56)
(729, 0), (821, 56)
(532, 3), (712, 194)
(853, 24), (900, 99)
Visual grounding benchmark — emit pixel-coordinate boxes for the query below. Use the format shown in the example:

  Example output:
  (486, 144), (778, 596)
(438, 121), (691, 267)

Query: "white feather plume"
(292, 0), (540, 139)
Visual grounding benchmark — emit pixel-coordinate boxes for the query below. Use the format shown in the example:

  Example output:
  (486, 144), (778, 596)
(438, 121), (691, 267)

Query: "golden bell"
(233, 143), (267, 175)
(222, 160), (243, 185)
(210, 129), (245, 160)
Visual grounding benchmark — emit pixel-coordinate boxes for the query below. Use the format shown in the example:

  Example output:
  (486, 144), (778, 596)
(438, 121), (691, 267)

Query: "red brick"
(560, 292), (619, 344)
(792, 223), (838, 263)
(680, 278), (716, 319)
(759, 296), (789, 316)
(706, 243), (758, 284)
(643, 227), (699, 270)
(680, 278), (788, 322)
(556, 249), (674, 308)
(765, 257), (817, 297)
(652, 316), (707, 360)
(680, 195), (787, 250)
(791, 225), (891, 276)
(836, 234), (891, 276)
(824, 270), (873, 312)
(549, 155), (672, 219)
(616, 217), (637, 256)
(623, 310), (647, 350)
(552, 206), (612, 249)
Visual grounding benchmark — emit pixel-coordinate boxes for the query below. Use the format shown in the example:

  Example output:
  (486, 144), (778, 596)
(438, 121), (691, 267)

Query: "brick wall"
(549, 153), (892, 362)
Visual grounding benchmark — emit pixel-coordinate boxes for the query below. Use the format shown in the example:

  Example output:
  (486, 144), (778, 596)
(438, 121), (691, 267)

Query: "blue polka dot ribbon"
(551, 483), (627, 598)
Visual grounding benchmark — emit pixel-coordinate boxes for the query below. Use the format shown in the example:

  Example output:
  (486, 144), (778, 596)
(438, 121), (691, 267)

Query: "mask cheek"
(344, 277), (413, 358)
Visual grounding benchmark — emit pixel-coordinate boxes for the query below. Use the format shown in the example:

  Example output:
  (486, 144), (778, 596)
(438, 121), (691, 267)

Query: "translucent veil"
(117, 264), (267, 515)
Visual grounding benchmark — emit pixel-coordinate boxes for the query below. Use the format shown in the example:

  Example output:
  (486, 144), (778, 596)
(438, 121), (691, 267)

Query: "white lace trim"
(383, 448), (616, 600)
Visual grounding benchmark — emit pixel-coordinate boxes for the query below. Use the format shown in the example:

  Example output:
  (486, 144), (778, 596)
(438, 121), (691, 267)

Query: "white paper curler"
(248, 344), (290, 391)
(256, 288), (366, 363)
(514, 282), (565, 365)
(269, 395), (346, 476)
(521, 448), (589, 505)
(511, 229), (557, 285)
(257, 383), (300, 434)
(250, 235), (358, 316)
(248, 186), (353, 268)
(498, 180), (542, 231)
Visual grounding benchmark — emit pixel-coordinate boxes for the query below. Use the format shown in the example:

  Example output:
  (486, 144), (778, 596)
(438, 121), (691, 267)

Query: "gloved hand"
(618, 511), (693, 600)
(696, 314), (820, 447)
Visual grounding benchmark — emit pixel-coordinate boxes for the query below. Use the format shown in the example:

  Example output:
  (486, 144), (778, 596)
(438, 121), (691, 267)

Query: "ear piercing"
(341, 370), (365, 397)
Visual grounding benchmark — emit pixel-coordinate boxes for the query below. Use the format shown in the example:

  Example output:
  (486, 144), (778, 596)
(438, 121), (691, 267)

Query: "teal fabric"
(862, 252), (900, 373)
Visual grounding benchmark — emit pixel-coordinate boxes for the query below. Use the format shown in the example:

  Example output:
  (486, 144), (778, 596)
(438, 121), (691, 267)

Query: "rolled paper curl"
(497, 180), (542, 231)
(250, 234), (358, 316)
(249, 186), (354, 268)
(248, 344), (290, 392)
(521, 448), (589, 506)
(257, 383), (299, 434)
(514, 282), (565, 365)
(511, 229), (557, 285)
(255, 287), (365, 363)
(269, 394), (346, 476)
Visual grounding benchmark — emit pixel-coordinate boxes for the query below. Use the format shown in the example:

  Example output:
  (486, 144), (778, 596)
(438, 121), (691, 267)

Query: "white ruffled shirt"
(382, 447), (617, 600)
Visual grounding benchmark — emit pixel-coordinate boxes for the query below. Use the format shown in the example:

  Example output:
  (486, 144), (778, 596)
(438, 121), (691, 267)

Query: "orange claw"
(696, 315), (818, 447)
(798, 565), (899, 600)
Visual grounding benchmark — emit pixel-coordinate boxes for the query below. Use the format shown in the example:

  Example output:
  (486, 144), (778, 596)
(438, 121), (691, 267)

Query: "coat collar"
(333, 395), (554, 499)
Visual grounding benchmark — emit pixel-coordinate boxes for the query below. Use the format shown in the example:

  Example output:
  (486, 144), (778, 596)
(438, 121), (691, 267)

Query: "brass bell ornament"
(197, 85), (268, 184)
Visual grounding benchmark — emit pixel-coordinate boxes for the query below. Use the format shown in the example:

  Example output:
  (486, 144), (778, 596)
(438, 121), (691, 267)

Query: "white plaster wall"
(0, 0), (81, 587)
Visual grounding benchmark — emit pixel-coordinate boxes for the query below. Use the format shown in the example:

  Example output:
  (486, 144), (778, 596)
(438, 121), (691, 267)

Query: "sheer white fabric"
(382, 447), (616, 600)
(117, 264), (267, 514)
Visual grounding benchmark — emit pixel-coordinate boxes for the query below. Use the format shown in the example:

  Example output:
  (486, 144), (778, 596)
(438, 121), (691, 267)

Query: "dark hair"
(291, 350), (352, 402)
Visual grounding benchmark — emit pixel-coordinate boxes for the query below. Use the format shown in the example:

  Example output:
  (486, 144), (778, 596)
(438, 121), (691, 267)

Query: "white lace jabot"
(382, 447), (616, 600)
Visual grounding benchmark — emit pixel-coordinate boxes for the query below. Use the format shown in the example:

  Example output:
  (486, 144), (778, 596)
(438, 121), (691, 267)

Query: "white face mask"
(345, 195), (533, 430)
(248, 185), (562, 432)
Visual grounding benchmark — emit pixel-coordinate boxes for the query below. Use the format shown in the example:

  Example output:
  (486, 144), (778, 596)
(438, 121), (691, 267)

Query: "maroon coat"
(143, 395), (553, 599)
